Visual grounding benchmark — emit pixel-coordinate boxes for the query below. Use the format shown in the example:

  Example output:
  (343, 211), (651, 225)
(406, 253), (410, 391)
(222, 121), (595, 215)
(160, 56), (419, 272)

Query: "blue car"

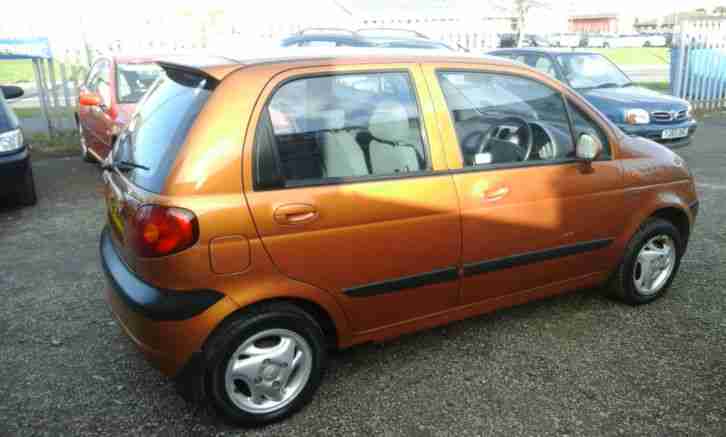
(489, 49), (697, 148)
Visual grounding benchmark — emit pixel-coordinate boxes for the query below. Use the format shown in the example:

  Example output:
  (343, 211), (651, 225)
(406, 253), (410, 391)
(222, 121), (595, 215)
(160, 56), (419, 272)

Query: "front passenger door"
(425, 66), (625, 304)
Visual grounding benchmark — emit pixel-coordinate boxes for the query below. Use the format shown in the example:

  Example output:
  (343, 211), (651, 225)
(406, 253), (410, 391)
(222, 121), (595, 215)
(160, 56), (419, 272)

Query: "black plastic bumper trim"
(344, 266), (459, 298)
(463, 238), (614, 277)
(100, 227), (224, 321)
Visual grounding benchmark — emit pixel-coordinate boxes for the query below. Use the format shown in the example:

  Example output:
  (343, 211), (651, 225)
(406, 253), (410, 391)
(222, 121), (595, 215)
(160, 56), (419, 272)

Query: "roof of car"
(157, 48), (517, 81)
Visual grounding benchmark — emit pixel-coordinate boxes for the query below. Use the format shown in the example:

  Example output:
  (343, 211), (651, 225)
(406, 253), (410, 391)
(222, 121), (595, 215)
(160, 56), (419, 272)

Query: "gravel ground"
(1, 118), (725, 436)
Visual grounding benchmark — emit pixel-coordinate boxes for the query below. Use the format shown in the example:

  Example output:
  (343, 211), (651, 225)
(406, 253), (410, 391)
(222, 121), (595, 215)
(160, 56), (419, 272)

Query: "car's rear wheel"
(16, 163), (37, 206)
(609, 218), (683, 304)
(205, 303), (326, 426)
(79, 123), (94, 163)
(603, 42), (610, 48)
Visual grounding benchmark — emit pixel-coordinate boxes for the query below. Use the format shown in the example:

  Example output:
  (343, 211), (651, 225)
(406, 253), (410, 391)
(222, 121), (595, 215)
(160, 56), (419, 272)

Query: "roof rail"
(356, 28), (430, 39)
(296, 27), (357, 36)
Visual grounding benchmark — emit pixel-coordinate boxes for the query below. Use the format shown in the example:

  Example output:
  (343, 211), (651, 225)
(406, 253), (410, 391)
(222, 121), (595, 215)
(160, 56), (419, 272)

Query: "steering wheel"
(478, 116), (533, 162)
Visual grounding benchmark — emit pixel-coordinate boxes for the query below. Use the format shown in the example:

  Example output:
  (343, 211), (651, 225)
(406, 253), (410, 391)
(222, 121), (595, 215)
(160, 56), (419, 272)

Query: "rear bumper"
(0, 147), (30, 196)
(100, 227), (237, 376)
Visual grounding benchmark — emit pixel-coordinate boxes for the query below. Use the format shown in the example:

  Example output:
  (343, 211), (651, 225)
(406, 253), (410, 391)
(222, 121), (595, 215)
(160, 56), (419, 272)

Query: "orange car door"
(243, 65), (461, 334)
(424, 64), (626, 305)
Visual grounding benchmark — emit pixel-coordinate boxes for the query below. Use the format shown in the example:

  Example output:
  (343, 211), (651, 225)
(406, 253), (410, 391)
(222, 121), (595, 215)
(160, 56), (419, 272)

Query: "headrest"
(317, 109), (345, 131)
(368, 100), (411, 143)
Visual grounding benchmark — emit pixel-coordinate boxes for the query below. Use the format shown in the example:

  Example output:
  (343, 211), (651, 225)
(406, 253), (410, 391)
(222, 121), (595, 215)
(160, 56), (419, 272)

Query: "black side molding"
(100, 227), (224, 321)
(463, 238), (614, 277)
(345, 266), (459, 298)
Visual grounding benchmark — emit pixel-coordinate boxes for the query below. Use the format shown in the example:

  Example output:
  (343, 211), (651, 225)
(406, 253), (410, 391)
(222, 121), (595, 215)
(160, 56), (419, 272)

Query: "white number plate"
(662, 128), (689, 140)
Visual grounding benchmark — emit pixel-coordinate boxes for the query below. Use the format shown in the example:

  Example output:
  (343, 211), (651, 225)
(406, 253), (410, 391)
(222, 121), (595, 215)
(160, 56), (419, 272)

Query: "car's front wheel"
(609, 218), (683, 304)
(205, 302), (326, 427)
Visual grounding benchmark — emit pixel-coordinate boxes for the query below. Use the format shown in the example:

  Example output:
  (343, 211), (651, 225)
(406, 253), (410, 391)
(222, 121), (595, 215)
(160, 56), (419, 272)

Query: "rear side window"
(113, 68), (213, 193)
(255, 71), (428, 189)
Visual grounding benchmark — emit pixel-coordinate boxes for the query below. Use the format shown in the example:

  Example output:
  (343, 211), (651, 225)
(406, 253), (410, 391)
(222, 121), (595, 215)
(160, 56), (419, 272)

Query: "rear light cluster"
(126, 205), (199, 257)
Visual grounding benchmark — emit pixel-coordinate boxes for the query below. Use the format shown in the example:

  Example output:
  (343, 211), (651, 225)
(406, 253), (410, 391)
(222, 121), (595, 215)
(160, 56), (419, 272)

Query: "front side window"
(94, 60), (112, 106)
(566, 98), (611, 157)
(556, 54), (631, 89)
(438, 71), (575, 167)
(257, 71), (427, 187)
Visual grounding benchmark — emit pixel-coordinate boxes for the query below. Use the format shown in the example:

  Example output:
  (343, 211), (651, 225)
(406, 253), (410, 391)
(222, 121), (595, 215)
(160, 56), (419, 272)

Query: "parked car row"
(501, 32), (672, 49)
(84, 30), (700, 427)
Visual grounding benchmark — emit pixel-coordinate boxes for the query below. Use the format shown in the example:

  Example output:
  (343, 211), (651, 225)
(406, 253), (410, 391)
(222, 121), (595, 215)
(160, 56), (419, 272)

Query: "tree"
(714, 6), (726, 15)
(505, 0), (551, 47)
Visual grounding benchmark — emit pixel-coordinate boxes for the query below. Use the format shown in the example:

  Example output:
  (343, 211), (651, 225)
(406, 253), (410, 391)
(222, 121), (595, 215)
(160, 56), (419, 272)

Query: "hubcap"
(224, 329), (312, 414)
(633, 234), (676, 295)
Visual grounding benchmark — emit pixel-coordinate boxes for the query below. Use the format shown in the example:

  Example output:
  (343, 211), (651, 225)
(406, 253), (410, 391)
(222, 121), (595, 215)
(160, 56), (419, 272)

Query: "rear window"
(113, 68), (214, 193)
(0, 92), (19, 132)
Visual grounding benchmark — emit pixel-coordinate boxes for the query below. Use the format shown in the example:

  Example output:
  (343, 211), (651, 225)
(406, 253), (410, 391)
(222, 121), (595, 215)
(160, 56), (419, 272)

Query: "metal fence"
(671, 20), (726, 110)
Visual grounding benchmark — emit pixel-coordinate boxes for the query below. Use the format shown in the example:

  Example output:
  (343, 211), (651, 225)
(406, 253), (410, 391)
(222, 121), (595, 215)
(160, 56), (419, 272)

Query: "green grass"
(0, 59), (88, 84)
(14, 106), (75, 119)
(29, 131), (80, 155)
(585, 47), (670, 66)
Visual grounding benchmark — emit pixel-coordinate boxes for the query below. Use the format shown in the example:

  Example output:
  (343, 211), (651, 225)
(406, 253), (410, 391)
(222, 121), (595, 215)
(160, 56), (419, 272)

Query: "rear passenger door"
(244, 65), (462, 334)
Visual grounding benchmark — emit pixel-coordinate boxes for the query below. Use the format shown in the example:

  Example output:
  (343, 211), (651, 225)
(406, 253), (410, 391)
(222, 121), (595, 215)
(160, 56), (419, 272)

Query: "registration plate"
(107, 192), (125, 237)
(662, 127), (689, 140)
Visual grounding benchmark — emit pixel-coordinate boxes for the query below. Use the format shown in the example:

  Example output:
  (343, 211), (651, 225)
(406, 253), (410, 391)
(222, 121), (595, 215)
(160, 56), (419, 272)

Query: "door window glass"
(95, 61), (112, 106)
(258, 71), (427, 186)
(438, 71), (574, 167)
(566, 98), (611, 157)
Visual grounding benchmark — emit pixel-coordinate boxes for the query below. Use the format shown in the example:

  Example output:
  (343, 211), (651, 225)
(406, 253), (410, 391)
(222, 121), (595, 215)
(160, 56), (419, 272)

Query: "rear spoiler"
(156, 61), (221, 87)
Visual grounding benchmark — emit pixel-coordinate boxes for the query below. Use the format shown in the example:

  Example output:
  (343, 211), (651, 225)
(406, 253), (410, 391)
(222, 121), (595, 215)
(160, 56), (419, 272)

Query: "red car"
(76, 56), (161, 162)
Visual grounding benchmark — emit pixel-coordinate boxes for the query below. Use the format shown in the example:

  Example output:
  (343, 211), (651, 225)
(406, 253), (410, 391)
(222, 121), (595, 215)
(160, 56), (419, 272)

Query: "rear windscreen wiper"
(102, 160), (150, 172)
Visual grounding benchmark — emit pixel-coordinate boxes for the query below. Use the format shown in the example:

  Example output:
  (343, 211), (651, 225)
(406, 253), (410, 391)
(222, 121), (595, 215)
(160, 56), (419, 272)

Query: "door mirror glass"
(79, 91), (102, 107)
(576, 133), (602, 161)
(1, 85), (24, 100)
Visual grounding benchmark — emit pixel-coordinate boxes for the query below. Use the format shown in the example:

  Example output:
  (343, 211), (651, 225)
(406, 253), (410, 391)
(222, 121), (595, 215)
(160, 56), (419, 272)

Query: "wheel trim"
(224, 328), (313, 415)
(633, 234), (676, 296)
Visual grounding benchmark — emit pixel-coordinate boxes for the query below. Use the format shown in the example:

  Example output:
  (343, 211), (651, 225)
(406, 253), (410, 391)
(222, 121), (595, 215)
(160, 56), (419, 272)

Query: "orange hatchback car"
(100, 51), (698, 426)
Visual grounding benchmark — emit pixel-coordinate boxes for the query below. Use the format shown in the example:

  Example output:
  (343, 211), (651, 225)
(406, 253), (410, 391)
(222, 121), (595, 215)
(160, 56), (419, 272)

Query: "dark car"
(76, 56), (161, 163)
(489, 49), (697, 147)
(281, 28), (453, 50)
(0, 85), (36, 206)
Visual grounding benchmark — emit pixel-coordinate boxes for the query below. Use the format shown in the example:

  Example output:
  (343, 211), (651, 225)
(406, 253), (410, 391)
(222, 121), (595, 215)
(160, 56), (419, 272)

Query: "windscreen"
(112, 67), (214, 193)
(557, 53), (631, 89)
(0, 92), (19, 132)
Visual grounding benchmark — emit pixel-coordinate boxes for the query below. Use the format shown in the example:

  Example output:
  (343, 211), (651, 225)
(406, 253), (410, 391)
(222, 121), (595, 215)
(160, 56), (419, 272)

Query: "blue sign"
(0, 37), (52, 60)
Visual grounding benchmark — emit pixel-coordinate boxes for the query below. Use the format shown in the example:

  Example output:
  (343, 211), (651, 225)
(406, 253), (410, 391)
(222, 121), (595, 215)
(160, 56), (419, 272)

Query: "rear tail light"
(127, 205), (198, 257)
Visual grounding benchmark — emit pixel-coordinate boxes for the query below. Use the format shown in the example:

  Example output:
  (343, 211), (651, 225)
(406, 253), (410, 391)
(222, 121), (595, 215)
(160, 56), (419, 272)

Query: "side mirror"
(79, 91), (102, 107)
(1, 85), (24, 100)
(576, 133), (603, 162)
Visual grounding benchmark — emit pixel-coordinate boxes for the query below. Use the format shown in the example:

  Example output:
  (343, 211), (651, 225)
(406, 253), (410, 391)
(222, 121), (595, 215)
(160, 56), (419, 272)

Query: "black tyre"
(205, 302), (326, 427)
(603, 42), (610, 48)
(16, 163), (37, 206)
(609, 218), (684, 305)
